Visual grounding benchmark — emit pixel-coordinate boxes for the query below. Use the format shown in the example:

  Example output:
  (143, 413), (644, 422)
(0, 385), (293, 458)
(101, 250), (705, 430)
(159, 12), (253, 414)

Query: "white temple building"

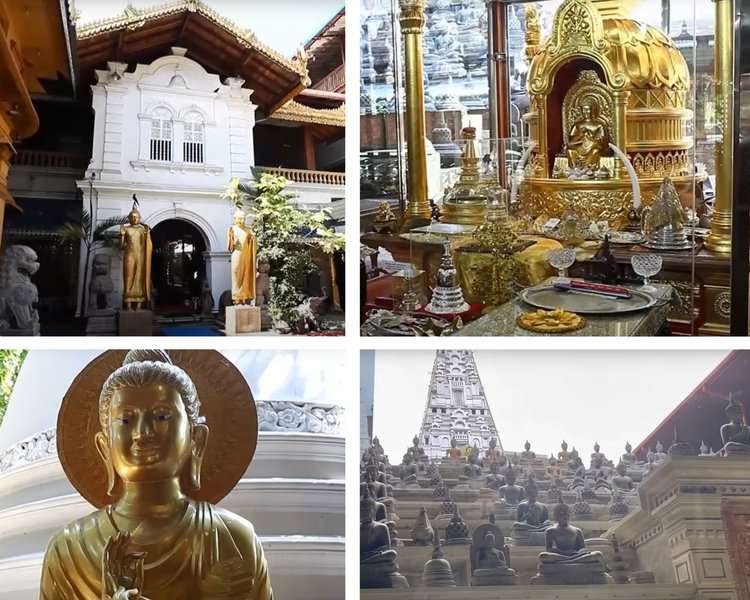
(0, 349), (345, 600)
(77, 48), (255, 313)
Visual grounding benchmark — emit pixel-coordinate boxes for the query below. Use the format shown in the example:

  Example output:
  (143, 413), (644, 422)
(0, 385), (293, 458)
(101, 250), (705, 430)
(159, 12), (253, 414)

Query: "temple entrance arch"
(150, 219), (208, 314)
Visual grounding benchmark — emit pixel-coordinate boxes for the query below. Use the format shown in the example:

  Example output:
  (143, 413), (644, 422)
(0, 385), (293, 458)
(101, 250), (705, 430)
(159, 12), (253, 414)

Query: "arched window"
(183, 112), (205, 164)
(150, 108), (173, 161)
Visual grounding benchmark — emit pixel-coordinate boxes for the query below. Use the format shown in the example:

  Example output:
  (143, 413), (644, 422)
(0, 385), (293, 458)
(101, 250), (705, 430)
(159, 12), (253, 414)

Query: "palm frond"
(93, 216), (129, 240)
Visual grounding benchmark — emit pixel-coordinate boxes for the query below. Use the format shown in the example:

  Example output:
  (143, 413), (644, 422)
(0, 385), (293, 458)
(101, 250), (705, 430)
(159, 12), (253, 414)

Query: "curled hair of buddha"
(98, 350), (204, 432)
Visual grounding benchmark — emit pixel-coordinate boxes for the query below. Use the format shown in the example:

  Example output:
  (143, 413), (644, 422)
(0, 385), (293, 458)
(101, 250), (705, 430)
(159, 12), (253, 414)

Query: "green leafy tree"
(0, 350), (27, 427)
(59, 211), (128, 318)
(222, 173), (345, 330)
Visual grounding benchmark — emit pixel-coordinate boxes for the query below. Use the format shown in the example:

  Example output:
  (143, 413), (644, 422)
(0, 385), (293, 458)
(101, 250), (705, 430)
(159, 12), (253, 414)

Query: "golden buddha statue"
(227, 209), (257, 305)
(120, 199), (152, 311)
(565, 100), (609, 174)
(41, 350), (272, 600)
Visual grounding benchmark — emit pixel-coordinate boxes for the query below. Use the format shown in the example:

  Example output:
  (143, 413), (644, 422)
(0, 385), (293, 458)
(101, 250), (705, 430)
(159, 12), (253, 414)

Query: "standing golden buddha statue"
(41, 350), (273, 600)
(227, 209), (257, 305)
(120, 198), (152, 311)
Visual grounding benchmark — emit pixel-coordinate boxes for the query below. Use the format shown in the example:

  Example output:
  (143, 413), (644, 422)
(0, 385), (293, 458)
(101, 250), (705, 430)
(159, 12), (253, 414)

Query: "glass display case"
(360, 0), (745, 337)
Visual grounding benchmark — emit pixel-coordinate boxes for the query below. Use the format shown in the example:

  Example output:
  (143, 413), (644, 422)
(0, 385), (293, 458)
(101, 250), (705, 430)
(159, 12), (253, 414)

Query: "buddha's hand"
(102, 532), (146, 600)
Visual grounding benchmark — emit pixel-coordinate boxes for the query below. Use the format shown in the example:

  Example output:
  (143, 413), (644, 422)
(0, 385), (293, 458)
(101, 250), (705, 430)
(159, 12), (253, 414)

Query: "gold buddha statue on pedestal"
(41, 350), (272, 600)
(565, 100), (609, 175)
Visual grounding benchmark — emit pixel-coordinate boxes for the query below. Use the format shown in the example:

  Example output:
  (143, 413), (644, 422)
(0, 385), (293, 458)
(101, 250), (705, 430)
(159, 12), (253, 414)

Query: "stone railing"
(256, 166), (345, 186)
(12, 150), (89, 170)
(313, 64), (345, 93)
(0, 401), (343, 473)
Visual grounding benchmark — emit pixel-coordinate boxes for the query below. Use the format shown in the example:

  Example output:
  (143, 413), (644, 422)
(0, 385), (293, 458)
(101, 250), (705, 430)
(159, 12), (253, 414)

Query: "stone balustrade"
(256, 166), (345, 186)
(12, 150), (88, 170)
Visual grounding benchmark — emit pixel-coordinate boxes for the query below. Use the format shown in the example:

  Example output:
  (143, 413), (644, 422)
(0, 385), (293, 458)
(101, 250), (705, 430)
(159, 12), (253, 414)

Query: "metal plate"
(411, 223), (477, 235)
(601, 231), (645, 245)
(520, 286), (657, 315)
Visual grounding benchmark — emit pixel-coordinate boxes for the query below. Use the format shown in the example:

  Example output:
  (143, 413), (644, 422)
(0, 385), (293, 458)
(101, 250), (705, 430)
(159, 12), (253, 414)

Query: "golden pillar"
(399, 0), (431, 228)
(706, 0), (735, 254)
(613, 90), (630, 179)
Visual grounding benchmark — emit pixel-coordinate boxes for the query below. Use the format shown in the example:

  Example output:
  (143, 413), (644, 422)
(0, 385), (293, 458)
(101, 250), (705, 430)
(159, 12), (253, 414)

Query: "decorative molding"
(0, 428), (56, 473)
(257, 402), (343, 434)
(76, 0), (309, 80)
(271, 100), (345, 127)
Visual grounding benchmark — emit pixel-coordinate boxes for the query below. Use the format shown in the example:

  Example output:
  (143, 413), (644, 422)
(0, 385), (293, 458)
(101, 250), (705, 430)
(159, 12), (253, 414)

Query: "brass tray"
(519, 285), (657, 315)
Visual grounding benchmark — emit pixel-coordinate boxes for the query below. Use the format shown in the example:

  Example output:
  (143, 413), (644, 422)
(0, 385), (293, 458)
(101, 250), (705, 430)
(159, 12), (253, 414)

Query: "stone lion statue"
(0, 245), (40, 333)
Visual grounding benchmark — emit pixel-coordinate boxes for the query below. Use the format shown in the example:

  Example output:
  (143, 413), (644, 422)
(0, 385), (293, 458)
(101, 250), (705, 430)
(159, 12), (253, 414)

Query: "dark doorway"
(150, 220), (206, 315)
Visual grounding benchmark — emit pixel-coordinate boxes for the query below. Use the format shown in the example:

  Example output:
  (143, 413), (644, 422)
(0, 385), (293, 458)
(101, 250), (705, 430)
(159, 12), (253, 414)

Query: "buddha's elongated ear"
(95, 432), (118, 497)
(189, 424), (209, 490)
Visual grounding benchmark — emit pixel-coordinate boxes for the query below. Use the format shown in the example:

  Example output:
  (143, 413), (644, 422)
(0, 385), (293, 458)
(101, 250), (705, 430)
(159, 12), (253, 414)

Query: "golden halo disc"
(57, 350), (258, 508)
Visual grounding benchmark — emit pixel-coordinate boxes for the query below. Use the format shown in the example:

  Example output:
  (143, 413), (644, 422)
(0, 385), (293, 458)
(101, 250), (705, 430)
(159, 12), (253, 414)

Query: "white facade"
(0, 350), (345, 600)
(76, 47), (258, 313)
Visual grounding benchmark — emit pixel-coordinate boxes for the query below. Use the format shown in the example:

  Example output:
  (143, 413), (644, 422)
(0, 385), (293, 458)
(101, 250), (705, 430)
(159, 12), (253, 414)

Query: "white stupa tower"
(419, 350), (501, 459)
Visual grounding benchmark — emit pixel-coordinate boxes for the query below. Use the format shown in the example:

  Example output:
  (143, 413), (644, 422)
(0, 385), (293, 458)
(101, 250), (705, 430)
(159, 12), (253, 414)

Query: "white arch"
(144, 207), (219, 251)
(178, 104), (210, 122)
(144, 100), (177, 118)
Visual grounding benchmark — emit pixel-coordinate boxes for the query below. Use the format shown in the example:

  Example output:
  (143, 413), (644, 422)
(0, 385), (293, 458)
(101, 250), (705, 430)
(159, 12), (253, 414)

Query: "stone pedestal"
(86, 310), (116, 336)
(225, 305), (261, 336)
(0, 325), (40, 336)
(531, 562), (613, 585)
(117, 309), (153, 336)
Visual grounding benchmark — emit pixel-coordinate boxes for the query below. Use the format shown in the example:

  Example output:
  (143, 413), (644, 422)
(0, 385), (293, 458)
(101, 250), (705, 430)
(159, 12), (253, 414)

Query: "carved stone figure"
(531, 503), (611, 585)
(0, 244), (40, 333)
(497, 467), (525, 506)
(512, 478), (552, 545)
(446, 437), (463, 460)
(470, 523), (518, 585)
(558, 440), (572, 463)
(721, 395), (750, 455)
(621, 442), (637, 465)
(589, 442), (607, 470)
(361, 486), (409, 589)
(520, 440), (536, 460)
(40, 350), (272, 599)
(444, 505), (471, 544)
(483, 437), (505, 469)
(120, 200), (152, 310)
(89, 253), (114, 311)
(612, 462), (635, 492)
(255, 256), (271, 308)
(227, 209), (257, 305)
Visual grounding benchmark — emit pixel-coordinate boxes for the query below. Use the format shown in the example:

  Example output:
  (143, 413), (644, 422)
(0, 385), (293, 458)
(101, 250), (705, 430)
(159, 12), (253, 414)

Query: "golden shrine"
(519, 0), (697, 227)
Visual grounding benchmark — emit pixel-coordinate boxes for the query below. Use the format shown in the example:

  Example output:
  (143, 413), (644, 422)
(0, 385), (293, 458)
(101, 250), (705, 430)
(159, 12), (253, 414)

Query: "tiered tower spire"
(419, 351), (501, 459)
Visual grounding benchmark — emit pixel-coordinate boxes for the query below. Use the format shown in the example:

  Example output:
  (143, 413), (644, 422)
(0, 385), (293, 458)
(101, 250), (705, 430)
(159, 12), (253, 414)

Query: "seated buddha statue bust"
(565, 100), (609, 175)
(589, 442), (608, 471)
(497, 467), (525, 506)
(721, 396), (750, 455)
(365, 463), (388, 500)
(446, 437), (463, 461)
(531, 503), (611, 585)
(470, 524), (518, 586)
(483, 437), (505, 469)
(611, 462), (635, 492)
(558, 440), (571, 463)
(512, 478), (552, 545)
(41, 350), (272, 600)
(520, 440), (536, 461)
(361, 487), (409, 589)
(621, 442), (637, 465)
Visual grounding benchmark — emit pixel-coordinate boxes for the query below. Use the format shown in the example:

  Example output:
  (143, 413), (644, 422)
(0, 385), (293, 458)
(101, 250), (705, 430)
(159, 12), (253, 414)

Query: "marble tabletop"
(453, 279), (674, 337)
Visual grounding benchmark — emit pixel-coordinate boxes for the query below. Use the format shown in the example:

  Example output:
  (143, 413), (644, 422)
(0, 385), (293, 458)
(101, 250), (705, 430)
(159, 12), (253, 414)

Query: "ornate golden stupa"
(519, 0), (696, 227)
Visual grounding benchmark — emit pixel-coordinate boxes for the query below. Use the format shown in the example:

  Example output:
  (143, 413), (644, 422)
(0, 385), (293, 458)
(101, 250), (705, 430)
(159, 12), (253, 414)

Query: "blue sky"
(75, 0), (344, 57)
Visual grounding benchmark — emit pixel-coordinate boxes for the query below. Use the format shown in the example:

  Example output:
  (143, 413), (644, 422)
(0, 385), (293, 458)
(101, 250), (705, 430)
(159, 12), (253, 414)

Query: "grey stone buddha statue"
(360, 487), (409, 589)
(721, 396), (750, 455)
(470, 523), (518, 585)
(521, 440), (536, 460)
(654, 440), (668, 463)
(497, 466), (525, 506)
(621, 442), (637, 465)
(558, 440), (572, 463)
(589, 442), (608, 471)
(531, 503), (612, 585)
(611, 462), (635, 492)
(365, 464), (388, 500)
(361, 482), (387, 522)
(512, 478), (552, 545)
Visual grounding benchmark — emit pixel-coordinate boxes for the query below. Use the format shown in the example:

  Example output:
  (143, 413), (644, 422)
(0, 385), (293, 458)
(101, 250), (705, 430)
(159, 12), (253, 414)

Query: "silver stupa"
(641, 177), (694, 250)
(426, 241), (469, 314)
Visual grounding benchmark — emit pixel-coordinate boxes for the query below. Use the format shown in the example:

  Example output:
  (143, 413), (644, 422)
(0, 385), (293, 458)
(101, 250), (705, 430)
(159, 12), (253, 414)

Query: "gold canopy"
(520, 0), (696, 226)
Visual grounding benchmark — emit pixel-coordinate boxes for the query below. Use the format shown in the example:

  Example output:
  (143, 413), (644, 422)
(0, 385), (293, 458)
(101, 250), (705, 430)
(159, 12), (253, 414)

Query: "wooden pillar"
(303, 125), (317, 171)
(487, 0), (510, 186)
